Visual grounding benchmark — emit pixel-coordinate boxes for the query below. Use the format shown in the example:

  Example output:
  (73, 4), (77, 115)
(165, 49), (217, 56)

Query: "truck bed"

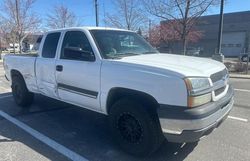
(4, 54), (38, 92)
(7, 53), (38, 57)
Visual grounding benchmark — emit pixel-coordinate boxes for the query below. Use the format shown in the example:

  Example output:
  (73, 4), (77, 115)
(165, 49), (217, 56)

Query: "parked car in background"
(186, 47), (201, 56)
(7, 43), (20, 53)
(240, 53), (250, 62)
(30, 35), (43, 53)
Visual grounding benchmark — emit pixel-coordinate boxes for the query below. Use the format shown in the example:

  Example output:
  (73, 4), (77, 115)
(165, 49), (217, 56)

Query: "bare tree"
(149, 22), (203, 50)
(47, 4), (79, 29)
(0, 17), (9, 51)
(104, 0), (147, 31)
(143, 0), (219, 55)
(0, 0), (41, 53)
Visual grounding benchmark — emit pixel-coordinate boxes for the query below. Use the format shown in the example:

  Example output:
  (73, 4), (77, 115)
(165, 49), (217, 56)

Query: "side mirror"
(64, 47), (95, 61)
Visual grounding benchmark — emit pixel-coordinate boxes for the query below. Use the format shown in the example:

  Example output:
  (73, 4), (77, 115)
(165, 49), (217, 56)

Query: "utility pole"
(212, 0), (224, 62)
(94, 0), (99, 27)
(216, 0), (224, 55)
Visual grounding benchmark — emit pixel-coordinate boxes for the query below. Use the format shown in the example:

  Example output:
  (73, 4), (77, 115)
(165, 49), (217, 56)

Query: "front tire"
(109, 98), (164, 156)
(12, 75), (34, 107)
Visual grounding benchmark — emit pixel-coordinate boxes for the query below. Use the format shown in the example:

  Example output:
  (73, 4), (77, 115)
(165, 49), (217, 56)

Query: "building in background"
(160, 11), (250, 57)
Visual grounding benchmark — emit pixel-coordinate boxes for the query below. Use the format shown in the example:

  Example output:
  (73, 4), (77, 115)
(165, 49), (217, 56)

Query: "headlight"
(185, 77), (210, 91)
(184, 77), (212, 108)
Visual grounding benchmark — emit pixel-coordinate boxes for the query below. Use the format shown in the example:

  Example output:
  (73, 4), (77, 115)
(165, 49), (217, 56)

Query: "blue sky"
(30, 0), (250, 27)
(210, 0), (250, 15)
(33, 0), (114, 27)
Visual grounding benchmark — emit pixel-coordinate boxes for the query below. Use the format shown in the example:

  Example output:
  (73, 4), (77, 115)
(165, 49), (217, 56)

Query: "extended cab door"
(36, 32), (61, 99)
(55, 30), (101, 110)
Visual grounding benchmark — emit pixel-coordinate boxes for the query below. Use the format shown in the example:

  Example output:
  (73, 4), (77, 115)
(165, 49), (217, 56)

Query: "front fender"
(100, 61), (188, 113)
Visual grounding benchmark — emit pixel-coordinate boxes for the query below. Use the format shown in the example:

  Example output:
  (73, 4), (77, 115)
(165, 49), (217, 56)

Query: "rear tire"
(11, 75), (34, 107)
(109, 98), (164, 156)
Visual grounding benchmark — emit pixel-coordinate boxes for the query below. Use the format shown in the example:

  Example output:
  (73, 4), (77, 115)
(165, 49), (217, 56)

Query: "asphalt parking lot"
(0, 61), (250, 161)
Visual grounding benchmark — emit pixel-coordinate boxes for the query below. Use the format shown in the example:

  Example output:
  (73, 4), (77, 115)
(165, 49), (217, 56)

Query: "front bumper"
(157, 85), (234, 143)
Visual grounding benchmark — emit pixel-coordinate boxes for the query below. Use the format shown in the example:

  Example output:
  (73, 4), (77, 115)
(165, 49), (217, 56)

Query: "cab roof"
(46, 26), (134, 33)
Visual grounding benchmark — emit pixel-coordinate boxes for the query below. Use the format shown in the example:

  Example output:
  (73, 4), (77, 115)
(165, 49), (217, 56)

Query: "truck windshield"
(90, 30), (158, 59)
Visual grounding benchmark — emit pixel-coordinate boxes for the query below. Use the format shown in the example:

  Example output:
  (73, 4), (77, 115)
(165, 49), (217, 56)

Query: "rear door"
(36, 32), (61, 99)
(55, 30), (101, 111)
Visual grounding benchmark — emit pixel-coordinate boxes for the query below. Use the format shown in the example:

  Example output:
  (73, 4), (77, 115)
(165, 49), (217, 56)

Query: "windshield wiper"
(142, 51), (158, 54)
(119, 52), (140, 56)
(107, 52), (143, 59)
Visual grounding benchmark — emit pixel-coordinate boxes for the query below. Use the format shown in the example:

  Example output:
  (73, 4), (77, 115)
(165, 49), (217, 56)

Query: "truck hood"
(115, 53), (226, 77)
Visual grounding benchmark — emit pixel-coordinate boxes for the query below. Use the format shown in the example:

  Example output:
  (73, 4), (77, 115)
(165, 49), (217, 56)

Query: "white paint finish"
(234, 89), (250, 93)
(35, 31), (63, 99)
(3, 56), (38, 92)
(3, 27), (228, 114)
(116, 53), (225, 77)
(56, 59), (101, 110)
(228, 115), (248, 122)
(100, 60), (188, 111)
(0, 110), (88, 161)
(36, 58), (58, 99)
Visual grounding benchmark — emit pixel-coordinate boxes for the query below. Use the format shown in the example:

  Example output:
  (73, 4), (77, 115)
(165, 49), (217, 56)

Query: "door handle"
(56, 65), (63, 72)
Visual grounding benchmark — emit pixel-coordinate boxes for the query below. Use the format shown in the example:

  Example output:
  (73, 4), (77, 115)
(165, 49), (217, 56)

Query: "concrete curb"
(230, 74), (250, 79)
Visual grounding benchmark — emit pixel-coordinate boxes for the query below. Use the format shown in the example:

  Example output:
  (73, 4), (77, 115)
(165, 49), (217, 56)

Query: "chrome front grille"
(210, 68), (229, 101)
(210, 68), (228, 83)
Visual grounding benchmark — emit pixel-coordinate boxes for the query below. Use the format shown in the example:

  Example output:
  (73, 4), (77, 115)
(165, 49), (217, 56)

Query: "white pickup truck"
(3, 27), (234, 156)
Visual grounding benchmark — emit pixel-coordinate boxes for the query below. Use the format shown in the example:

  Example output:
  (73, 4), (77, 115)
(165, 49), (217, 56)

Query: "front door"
(55, 30), (101, 110)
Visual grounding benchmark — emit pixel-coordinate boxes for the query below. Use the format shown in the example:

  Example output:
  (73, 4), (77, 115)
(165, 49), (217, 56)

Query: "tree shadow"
(0, 92), (71, 160)
(145, 141), (198, 161)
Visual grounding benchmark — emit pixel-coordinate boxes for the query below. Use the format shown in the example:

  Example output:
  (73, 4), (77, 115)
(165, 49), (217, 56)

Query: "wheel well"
(11, 70), (24, 84)
(107, 88), (159, 115)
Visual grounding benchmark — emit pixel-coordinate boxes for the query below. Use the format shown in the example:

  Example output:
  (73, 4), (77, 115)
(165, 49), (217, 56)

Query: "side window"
(61, 31), (95, 61)
(42, 32), (61, 58)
